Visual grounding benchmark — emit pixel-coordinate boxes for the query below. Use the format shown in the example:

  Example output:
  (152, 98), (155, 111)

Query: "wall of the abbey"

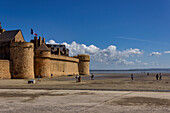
(49, 55), (79, 76)
(50, 59), (79, 76)
(10, 42), (34, 79)
(34, 51), (51, 78)
(0, 60), (11, 79)
(35, 54), (79, 77)
(0, 42), (10, 59)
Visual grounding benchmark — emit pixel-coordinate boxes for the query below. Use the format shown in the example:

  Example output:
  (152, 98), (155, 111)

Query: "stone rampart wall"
(0, 60), (11, 79)
(50, 55), (79, 76)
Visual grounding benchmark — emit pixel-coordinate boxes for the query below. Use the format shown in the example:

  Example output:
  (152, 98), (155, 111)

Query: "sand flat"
(0, 73), (170, 112)
(0, 73), (170, 91)
(0, 89), (170, 113)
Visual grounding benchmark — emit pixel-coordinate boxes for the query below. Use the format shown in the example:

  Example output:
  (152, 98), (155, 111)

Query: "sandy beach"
(0, 73), (170, 91)
(0, 73), (170, 113)
(0, 89), (170, 113)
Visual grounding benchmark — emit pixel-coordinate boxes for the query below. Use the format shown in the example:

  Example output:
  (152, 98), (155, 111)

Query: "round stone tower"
(10, 42), (34, 79)
(34, 43), (51, 78)
(78, 54), (90, 75)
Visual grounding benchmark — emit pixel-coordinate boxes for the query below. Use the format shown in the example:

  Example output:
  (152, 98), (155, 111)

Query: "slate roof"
(0, 30), (20, 42)
(37, 43), (50, 51)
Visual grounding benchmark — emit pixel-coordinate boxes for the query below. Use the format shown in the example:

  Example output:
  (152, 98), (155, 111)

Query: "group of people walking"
(75, 74), (95, 82)
(75, 75), (82, 82)
(130, 73), (163, 81)
(156, 73), (162, 80)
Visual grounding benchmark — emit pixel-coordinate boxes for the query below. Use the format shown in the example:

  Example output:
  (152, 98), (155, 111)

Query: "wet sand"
(0, 89), (170, 113)
(0, 73), (170, 112)
(0, 73), (170, 91)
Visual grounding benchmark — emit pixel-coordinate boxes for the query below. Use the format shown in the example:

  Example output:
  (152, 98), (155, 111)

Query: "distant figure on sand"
(156, 74), (159, 80)
(131, 74), (134, 80)
(159, 73), (162, 80)
(38, 75), (40, 81)
(78, 75), (81, 82)
(91, 74), (94, 80)
(75, 75), (79, 82)
(147, 72), (149, 76)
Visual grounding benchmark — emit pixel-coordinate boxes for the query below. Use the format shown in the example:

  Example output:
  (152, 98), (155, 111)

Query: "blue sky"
(1, 0), (170, 69)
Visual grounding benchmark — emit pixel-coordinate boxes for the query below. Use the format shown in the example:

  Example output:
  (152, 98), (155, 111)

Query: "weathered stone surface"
(78, 54), (90, 75)
(10, 42), (34, 79)
(0, 60), (11, 79)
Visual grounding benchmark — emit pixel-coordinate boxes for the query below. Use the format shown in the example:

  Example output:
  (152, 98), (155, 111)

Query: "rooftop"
(0, 30), (20, 42)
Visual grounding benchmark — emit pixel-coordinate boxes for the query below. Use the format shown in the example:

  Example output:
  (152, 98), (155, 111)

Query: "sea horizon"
(90, 68), (170, 74)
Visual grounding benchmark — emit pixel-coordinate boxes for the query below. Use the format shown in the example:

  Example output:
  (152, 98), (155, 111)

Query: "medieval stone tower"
(10, 42), (34, 79)
(78, 54), (90, 75)
(34, 43), (51, 78)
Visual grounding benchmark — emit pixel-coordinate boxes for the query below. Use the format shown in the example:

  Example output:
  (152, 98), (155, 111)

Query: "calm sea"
(90, 70), (170, 74)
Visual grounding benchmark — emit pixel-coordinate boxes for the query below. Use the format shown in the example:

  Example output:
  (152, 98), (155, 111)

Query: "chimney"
(34, 36), (38, 49)
(42, 38), (45, 44)
(57, 48), (60, 55)
(38, 36), (42, 46)
(0, 22), (5, 34)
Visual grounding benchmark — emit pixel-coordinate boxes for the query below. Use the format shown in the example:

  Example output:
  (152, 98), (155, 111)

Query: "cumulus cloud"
(149, 52), (162, 56)
(164, 51), (170, 54)
(46, 40), (59, 45)
(46, 40), (143, 65)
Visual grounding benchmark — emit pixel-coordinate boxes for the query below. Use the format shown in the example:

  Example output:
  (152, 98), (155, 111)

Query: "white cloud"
(46, 40), (59, 45)
(46, 40), (144, 65)
(164, 51), (170, 54)
(149, 52), (162, 56)
(135, 59), (148, 65)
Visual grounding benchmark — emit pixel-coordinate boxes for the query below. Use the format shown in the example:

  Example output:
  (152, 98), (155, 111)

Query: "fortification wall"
(78, 54), (90, 75)
(0, 42), (10, 59)
(0, 60), (11, 79)
(10, 42), (34, 79)
(35, 51), (51, 78)
(50, 55), (79, 76)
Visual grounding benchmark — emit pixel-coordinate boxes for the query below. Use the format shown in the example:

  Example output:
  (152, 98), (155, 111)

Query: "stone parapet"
(77, 54), (90, 61)
(51, 54), (79, 63)
(10, 42), (34, 48)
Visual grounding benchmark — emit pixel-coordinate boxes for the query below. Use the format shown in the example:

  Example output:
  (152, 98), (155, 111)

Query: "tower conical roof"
(37, 43), (50, 51)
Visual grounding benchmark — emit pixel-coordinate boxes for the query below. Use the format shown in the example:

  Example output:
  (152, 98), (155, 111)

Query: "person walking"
(131, 74), (134, 80)
(156, 74), (159, 80)
(159, 73), (162, 80)
(91, 74), (94, 80)
(51, 73), (53, 78)
(78, 75), (81, 82)
(75, 75), (79, 82)
(38, 75), (40, 81)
